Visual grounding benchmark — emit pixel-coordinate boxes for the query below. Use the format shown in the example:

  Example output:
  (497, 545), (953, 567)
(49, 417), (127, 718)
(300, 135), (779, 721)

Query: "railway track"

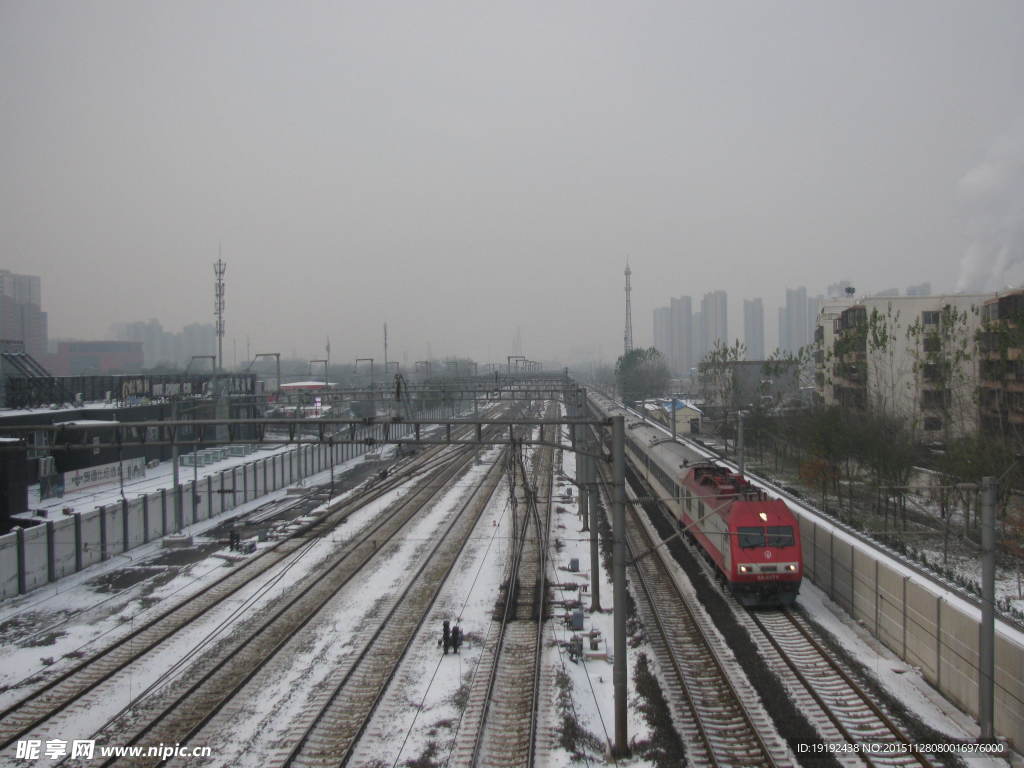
(81, 439), (506, 767)
(451, 409), (555, 768)
(278, 448), (509, 767)
(744, 609), (931, 768)
(593, 393), (956, 766)
(0, 443), (463, 753)
(625, 455), (936, 767)
(594, 454), (791, 767)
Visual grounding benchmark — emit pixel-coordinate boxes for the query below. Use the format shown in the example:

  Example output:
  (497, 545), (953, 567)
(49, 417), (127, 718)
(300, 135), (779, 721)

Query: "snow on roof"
(660, 400), (703, 415)
(53, 420), (121, 427)
(279, 381), (332, 389)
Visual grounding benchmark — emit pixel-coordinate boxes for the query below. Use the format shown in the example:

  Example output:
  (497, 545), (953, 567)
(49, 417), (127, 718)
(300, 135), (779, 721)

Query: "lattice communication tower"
(214, 258), (226, 371)
(623, 262), (634, 354)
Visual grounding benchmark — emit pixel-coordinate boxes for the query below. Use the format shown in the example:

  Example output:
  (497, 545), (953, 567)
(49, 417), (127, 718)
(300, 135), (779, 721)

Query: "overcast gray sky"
(3, 1), (1023, 365)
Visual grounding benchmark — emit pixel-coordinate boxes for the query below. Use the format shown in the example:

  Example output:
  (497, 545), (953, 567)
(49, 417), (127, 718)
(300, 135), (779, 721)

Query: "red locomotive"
(605, 389), (804, 607)
(679, 464), (801, 606)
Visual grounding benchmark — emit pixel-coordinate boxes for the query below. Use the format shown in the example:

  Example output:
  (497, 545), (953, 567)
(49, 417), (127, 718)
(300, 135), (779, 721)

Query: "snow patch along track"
(606, 459), (794, 767)
(451, 414), (555, 768)
(75, 446), (480, 767)
(748, 609), (931, 767)
(279, 450), (509, 767)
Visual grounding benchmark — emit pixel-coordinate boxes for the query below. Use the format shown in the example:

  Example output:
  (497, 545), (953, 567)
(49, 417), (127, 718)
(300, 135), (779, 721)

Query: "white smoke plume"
(955, 130), (1024, 293)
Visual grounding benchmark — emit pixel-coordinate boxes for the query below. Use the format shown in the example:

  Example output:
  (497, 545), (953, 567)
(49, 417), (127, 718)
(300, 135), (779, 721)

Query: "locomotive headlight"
(758, 511), (768, 522)
(787, 564), (797, 572)
(738, 565), (749, 573)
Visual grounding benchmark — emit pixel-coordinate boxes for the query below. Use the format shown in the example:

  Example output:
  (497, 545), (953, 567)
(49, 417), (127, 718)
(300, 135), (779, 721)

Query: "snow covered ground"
(345, 445), (514, 767)
(2, 400), (1016, 767)
(796, 583), (1008, 765)
(536, 439), (656, 767)
(187, 454), (492, 768)
(0, 449), (383, 710)
(24, 443), (299, 517)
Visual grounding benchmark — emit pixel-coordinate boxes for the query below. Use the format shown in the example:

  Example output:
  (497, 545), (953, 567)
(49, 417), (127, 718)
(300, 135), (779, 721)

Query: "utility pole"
(980, 475), (996, 743)
(384, 323), (388, 371)
(737, 410), (745, 474)
(171, 398), (182, 531)
(611, 414), (628, 755)
(329, 438), (335, 501)
(579, 390), (600, 612)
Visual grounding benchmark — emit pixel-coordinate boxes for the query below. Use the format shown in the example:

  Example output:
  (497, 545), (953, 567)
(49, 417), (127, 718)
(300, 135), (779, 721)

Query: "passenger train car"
(589, 392), (802, 606)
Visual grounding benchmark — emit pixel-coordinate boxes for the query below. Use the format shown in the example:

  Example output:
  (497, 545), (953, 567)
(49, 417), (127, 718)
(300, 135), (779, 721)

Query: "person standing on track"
(440, 619), (451, 654)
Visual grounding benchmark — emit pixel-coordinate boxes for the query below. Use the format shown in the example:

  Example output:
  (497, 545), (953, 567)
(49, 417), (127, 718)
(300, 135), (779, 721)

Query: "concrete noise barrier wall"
(1, 437), (368, 601)
(799, 512), (1024, 750)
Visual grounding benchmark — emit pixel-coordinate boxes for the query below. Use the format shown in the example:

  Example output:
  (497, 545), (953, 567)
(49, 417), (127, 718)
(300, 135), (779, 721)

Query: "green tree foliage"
(615, 347), (670, 405)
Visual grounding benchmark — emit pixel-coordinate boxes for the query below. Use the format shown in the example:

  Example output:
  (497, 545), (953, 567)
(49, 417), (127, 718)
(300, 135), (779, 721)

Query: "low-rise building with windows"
(816, 294), (989, 440)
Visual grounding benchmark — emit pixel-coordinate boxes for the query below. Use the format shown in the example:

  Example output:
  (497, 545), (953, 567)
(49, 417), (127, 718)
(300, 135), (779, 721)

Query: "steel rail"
(466, 438), (535, 767)
(0, 443), (460, 751)
(282, 448), (511, 767)
(750, 610), (932, 768)
(457, 404), (555, 768)
(593, 457), (783, 767)
(91, 439), (491, 768)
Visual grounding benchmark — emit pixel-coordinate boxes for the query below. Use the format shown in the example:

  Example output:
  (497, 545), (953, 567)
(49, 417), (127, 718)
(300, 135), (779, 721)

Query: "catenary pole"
(171, 398), (182, 531)
(980, 475), (996, 743)
(612, 414), (628, 755)
(737, 410), (745, 475)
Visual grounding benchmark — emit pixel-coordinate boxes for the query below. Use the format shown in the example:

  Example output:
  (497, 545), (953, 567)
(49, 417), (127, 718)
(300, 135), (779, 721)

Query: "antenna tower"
(214, 257), (226, 371)
(623, 262), (634, 354)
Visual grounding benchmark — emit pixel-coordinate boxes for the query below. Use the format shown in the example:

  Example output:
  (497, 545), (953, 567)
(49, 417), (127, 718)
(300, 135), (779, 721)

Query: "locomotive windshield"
(738, 525), (795, 547)
(737, 527), (764, 548)
(766, 526), (795, 546)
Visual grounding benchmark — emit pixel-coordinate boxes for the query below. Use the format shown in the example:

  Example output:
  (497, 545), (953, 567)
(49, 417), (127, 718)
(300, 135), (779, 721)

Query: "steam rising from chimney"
(955, 129), (1024, 292)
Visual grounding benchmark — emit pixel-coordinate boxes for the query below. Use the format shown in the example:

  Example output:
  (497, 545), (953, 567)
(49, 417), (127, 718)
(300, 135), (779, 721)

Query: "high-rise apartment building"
(670, 296), (692, 374)
(692, 311), (704, 365)
(701, 290), (728, 354)
(0, 270), (47, 358)
(653, 297), (694, 375)
(653, 306), (671, 363)
(111, 319), (215, 368)
(743, 298), (764, 360)
(778, 286), (810, 355)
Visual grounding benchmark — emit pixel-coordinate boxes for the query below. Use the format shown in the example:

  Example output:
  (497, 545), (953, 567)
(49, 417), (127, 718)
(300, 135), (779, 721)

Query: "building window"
(923, 417), (943, 431)
(922, 389), (949, 409)
(28, 430), (49, 459)
(923, 334), (941, 353)
(922, 310), (940, 325)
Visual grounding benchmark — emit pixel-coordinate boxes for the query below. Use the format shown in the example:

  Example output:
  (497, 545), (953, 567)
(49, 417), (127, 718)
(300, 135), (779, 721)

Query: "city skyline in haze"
(3, 2), (1024, 365)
